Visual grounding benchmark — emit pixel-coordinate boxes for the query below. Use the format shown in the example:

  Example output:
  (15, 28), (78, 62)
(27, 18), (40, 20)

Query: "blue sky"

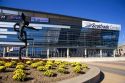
(0, 0), (125, 45)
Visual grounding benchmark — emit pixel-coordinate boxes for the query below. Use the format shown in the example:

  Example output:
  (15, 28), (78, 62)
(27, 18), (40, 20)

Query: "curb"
(57, 66), (101, 83)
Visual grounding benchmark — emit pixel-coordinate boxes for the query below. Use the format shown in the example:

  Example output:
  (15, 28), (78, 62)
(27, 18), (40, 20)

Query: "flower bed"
(0, 59), (89, 83)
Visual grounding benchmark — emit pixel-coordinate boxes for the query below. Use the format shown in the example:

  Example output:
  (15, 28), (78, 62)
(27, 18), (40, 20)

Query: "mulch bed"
(0, 65), (86, 83)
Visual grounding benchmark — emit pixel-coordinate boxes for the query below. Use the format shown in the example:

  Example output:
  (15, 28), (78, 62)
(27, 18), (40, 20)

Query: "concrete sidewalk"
(2, 57), (125, 62)
(49, 57), (125, 62)
(101, 71), (125, 83)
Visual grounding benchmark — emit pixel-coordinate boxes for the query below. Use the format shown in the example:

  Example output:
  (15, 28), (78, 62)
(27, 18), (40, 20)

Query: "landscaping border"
(57, 66), (101, 83)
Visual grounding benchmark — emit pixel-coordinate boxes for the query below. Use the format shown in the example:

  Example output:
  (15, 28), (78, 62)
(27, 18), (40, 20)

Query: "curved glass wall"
(0, 8), (120, 58)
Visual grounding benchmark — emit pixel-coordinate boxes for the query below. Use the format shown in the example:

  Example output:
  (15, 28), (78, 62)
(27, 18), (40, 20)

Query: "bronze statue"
(14, 13), (37, 60)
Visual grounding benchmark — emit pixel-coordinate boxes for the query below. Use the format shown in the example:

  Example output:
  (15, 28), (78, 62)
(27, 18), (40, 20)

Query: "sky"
(0, 0), (125, 45)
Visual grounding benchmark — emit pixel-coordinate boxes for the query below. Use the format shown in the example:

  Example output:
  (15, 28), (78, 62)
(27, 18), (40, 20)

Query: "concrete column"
(26, 48), (28, 58)
(47, 48), (49, 58)
(113, 49), (116, 57)
(61, 50), (62, 57)
(100, 49), (102, 57)
(3, 47), (6, 57)
(53, 48), (56, 57)
(85, 48), (87, 57)
(32, 46), (34, 57)
(67, 48), (69, 58)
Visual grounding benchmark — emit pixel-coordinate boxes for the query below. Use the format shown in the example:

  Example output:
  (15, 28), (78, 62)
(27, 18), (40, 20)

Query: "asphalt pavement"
(88, 61), (125, 83)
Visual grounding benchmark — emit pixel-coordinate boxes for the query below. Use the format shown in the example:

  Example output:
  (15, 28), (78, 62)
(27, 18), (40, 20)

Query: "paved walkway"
(49, 57), (125, 62)
(88, 61), (125, 83)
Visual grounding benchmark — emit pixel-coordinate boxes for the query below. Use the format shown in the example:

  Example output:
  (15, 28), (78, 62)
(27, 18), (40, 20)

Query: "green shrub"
(30, 63), (38, 68)
(5, 62), (13, 68)
(13, 69), (26, 81)
(63, 61), (69, 65)
(11, 60), (17, 65)
(57, 67), (67, 73)
(54, 61), (62, 65)
(46, 60), (53, 65)
(13, 69), (25, 75)
(0, 66), (6, 72)
(43, 70), (54, 77)
(12, 72), (26, 81)
(45, 64), (52, 69)
(73, 65), (81, 73)
(71, 62), (81, 67)
(59, 64), (66, 68)
(30, 61), (45, 68)
(17, 62), (25, 65)
(0, 61), (5, 66)
(31, 63), (37, 68)
(37, 61), (45, 66)
(16, 65), (25, 69)
(37, 66), (46, 71)
(26, 61), (32, 65)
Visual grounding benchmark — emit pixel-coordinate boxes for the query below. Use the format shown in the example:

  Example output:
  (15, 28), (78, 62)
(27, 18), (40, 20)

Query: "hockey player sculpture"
(14, 13), (38, 60)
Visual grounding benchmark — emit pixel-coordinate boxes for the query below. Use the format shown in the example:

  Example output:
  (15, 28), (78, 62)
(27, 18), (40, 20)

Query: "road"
(87, 61), (125, 83)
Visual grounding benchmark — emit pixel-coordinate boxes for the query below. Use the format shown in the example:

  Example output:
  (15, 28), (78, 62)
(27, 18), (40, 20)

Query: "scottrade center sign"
(82, 21), (121, 30)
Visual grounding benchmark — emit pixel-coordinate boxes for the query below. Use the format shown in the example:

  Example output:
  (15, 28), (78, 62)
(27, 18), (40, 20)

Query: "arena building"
(0, 6), (121, 58)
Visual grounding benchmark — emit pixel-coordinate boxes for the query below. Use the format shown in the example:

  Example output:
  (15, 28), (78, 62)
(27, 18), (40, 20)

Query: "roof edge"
(0, 6), (99, 22)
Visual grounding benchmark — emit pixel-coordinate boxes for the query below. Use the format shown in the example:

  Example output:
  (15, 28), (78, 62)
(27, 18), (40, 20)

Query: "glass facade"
(79, 28), (119, 47)
(0, 7), (120, 58)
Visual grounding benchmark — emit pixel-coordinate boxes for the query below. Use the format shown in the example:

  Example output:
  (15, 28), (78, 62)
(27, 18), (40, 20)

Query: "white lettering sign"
(82, 21), (121, 30)
(31, 17), (49, 22)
